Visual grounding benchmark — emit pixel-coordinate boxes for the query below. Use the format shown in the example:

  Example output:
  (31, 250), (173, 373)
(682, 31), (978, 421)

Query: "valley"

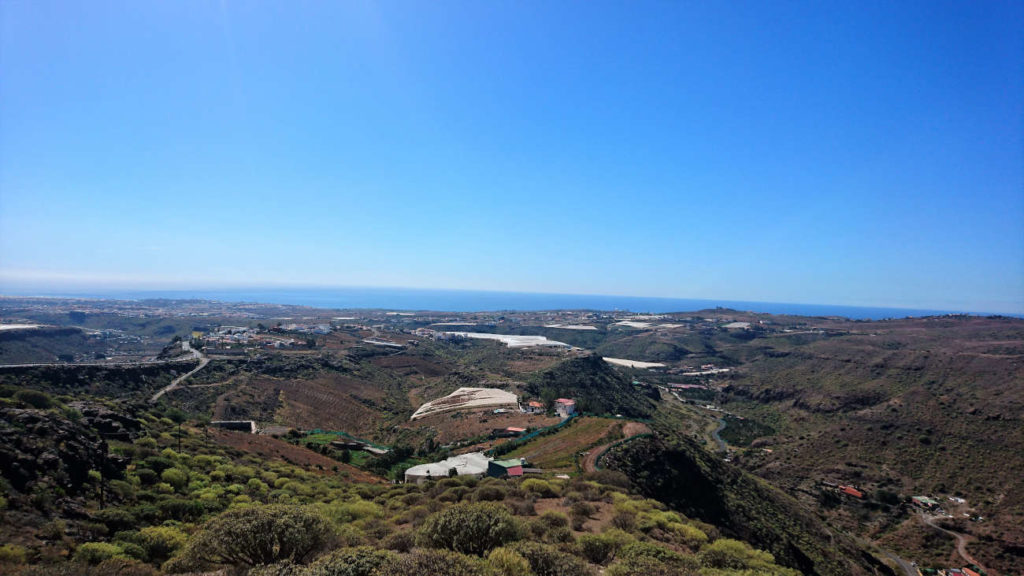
(0, 296), (1021, 575)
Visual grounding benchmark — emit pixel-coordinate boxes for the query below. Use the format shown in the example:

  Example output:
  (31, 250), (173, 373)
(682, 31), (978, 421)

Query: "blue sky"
(1, 1), (1022, 314)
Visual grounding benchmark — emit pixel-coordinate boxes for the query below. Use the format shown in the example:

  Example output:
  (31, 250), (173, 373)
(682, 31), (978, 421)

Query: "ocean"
(17, 286), (991, 320)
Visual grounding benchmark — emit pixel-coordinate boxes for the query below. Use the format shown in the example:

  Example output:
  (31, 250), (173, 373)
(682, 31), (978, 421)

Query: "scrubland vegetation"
(0, 388), (801, 576)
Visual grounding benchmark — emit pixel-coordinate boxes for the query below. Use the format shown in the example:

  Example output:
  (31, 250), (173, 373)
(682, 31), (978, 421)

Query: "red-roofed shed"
(840, 486), (864, 499)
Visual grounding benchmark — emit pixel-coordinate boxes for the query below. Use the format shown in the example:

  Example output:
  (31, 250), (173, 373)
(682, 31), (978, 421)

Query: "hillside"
(0, 378), (808, 576)
(714, 316), (1024, 572)
(525, 354), (657, 418)
(602, 435), (893, 576)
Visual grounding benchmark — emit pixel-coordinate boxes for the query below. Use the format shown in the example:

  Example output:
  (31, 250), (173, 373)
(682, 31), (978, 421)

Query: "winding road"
(711, 418), (728, 453)
(581, 421), (651, 472)
(922, 514), (987, 574)
(149, 342), (209, 402)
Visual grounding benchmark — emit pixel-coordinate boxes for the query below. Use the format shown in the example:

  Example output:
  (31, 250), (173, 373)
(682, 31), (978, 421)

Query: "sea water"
(26, 286), (982, 320)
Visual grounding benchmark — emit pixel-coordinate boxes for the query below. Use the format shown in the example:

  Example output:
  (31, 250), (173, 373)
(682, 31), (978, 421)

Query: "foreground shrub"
(380, 530), (415, 553)
(697, 538), (797, 574)
(136, 525), (188, 563)
(13, 389), (54, 409)
(606, 555), (696, 576)
(249, 562), (302, 576)
(378, 549), (490, 576)
(74, 542), (127, 565)
(520, 479), (557, 498)
(419, 502), (523, 556)
(507, 541), (594, 576)
(577, 530), (633, 565)
(303, 546), (397, 576)
(487, 547), (531, 576)
(170, 504), (332, 570)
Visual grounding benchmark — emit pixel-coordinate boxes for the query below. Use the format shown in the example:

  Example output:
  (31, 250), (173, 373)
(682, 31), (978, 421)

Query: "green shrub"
(303, 546), (397, 576)
(670, 523), (707, 549)
(13, 389), (54, 409)
(606, 555), (692, 576)
(419, 502), (523, 556)
(134, 469), (159, 486)
(116, 541), (148, 562)
(538, 511), (568, 529)
(248, 478), (270, 494)
(323, 499), (384, 524)
(175, 504), (332, 568)
(474, 485), (507, 502)
(697, 538), (773, 570)
(157, 498), (207, 521)
(507, 541), (594, 576)
(520, 479), (557, 498)
(161, 468), (189, 491)
(0, 543), (28, 564)
(137, 525), (187, 563)
(381, 530), (415, 553)
(378, 549), (489, 576)
(487, 547), (531, 576)
(74, 542), (127, 565)
(141, 456), (176, 474)
(578, 530), (633, 565)
(618, 541), (690, 565)
(95, 508), (137, 533)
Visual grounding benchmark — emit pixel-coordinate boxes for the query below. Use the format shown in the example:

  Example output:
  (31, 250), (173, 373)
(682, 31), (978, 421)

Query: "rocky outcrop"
(0, 406), (131, 497)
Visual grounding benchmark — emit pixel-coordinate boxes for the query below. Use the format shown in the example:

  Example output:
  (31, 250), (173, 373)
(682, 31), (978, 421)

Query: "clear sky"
(1, 1), (1022, 314)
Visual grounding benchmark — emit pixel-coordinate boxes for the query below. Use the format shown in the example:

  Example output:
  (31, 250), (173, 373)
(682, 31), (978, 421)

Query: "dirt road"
(581, 421), (651, 472)
(922, 514), (987, 573)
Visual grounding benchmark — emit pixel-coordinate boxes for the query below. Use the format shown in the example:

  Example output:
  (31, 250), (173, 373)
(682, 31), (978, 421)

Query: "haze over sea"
(15, 287), (1010, 320)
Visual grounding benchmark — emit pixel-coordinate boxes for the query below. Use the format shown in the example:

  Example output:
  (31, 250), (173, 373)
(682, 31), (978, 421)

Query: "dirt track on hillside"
(922, 514), (988, 574)
(581, 421), (651, 472)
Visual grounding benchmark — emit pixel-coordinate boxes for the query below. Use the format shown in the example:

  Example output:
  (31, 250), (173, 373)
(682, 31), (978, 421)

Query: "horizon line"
(1, 284), (1020, 318)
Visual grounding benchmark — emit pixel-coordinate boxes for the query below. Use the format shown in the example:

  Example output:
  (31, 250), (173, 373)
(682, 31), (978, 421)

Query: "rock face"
(69, 401), (142, 440)
(0, 405), (133, 496)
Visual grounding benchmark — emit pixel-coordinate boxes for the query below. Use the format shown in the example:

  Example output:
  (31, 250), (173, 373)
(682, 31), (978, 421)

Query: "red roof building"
(839, 486), (864, 499)
(554, 398), (577, 417)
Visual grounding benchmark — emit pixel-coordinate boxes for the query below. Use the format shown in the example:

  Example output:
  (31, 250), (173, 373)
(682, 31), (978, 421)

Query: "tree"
(418, 503), (523, 556)
(175, 505), (332, 568)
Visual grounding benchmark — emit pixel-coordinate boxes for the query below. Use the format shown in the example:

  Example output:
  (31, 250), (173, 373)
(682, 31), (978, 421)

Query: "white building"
(404, 452), (491, 484)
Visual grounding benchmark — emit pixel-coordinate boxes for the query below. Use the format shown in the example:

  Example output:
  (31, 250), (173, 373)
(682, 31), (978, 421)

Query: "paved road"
(922, 514), (987, 573)
(878, 546), (918, 576)
(711, 418), (728, 453)
(0, 356), (198, 369)
(848, 533), (918, 576)
(150, 342), (209, 402)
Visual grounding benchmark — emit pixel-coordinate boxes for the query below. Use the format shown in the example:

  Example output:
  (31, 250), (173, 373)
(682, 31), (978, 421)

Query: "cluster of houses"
(275, 323), (332, 335)
(194, 322), (339, 355)
(522, 397), (577, 418)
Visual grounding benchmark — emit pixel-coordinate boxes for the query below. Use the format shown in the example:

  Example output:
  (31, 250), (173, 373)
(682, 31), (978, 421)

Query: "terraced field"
(504, 416), (624, 471)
